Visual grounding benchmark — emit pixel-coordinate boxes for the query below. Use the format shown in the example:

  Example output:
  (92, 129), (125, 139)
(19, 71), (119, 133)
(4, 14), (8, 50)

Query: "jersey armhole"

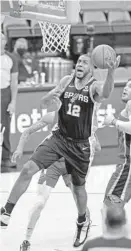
(59, 74), (75, 97)
(89, 82), (97, 104)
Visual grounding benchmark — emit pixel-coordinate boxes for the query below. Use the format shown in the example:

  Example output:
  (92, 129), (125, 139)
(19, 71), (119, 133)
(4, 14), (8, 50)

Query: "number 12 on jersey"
(67, 103), (81, 117)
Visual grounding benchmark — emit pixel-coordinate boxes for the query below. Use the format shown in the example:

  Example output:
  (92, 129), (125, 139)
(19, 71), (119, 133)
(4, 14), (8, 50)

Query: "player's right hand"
(12, 149), (23, 163)
(106, 55), (121, 70)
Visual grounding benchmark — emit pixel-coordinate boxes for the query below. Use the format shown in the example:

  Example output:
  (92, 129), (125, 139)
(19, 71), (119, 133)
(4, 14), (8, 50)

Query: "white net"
(39, 21), (71, 53)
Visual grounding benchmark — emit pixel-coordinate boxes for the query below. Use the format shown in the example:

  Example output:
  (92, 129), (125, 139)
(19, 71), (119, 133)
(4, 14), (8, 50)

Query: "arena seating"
(83, 11), (107, 23)
(108, 11), (131, 23)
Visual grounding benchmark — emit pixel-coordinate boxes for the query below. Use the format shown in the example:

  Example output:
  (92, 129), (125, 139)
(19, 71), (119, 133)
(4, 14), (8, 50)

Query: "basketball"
(91, 44), (116, 69)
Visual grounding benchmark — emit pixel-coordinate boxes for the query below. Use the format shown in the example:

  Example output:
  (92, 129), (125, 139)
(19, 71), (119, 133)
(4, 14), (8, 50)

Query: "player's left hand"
(7, 101), (16, 116)
(106, 55), (121, 70)
(104, 114), (117, 126)
(12, 149), (23, 163)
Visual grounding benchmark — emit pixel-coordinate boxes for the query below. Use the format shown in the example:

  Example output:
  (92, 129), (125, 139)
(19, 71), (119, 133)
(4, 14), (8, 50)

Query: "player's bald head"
(105, 206), (126, 229)
(79, 54), (91, 62)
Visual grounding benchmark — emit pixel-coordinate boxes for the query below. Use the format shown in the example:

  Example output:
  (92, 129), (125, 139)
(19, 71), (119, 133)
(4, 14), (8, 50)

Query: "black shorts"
(38, 158), (71, 188)
(31, 130), (92, 186)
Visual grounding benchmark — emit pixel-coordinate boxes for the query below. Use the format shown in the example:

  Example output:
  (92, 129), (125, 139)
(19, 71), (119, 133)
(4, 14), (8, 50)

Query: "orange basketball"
(91, 44), (116, 69)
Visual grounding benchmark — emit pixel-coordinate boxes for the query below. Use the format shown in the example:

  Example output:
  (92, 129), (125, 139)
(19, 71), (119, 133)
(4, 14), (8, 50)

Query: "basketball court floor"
(0, 165), (131, 251)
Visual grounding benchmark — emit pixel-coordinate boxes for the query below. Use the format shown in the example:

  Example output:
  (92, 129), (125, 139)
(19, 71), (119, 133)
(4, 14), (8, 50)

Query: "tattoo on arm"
(17, 119), (46, 151)
(41, 75), (72, 105)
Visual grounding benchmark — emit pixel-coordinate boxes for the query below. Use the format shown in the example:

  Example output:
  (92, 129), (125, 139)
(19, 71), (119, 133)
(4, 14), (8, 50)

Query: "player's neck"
(75, 73), (92, 90)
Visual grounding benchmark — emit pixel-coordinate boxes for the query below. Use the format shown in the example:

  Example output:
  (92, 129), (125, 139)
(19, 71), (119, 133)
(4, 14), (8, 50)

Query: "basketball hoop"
(1, 0), (80, 53)
(39, 21), (71, 53)
(15, 0), (80, 53)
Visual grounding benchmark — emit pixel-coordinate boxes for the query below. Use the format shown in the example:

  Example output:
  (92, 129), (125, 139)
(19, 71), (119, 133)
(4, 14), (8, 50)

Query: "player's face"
(75, 55), (91, 79)
(0, 33), (6, 55)
(122, 80), (131, 102)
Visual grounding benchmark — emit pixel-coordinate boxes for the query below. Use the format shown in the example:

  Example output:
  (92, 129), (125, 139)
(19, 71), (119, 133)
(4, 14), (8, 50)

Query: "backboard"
(1, 0), (80, 24)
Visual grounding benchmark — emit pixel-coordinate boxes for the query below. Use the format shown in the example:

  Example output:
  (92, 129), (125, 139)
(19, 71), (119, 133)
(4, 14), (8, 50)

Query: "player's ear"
(90, 65), (93, 76)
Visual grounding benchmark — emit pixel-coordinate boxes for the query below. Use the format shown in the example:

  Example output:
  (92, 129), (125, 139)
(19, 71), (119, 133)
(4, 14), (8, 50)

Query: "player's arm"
(40, 75), (72, 109)
(104, 105), (131, 134)
(91, 56), (121, 102)
(114, 100), (131, 134)
(114, 120), (131, 134)
(12, 112), (55, 162)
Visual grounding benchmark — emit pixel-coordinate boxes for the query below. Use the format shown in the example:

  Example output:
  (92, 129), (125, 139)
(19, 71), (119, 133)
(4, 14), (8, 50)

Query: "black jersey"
(58, 77), (96, 140)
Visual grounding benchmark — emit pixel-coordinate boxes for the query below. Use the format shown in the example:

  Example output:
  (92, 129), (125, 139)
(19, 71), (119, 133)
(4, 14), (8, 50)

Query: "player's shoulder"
(90, 77), (103, 91)
(58, 74), (74, 91)
(92, 79), (103, 88)
(60, 74), (73, 85)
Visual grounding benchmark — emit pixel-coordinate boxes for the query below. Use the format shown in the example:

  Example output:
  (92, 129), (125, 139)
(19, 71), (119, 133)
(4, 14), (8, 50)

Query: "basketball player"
(16, 102), (100, 251)
(11, 109), (99, 251)
(103, 79), (131, 208)
(0, 54), (120, 247)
